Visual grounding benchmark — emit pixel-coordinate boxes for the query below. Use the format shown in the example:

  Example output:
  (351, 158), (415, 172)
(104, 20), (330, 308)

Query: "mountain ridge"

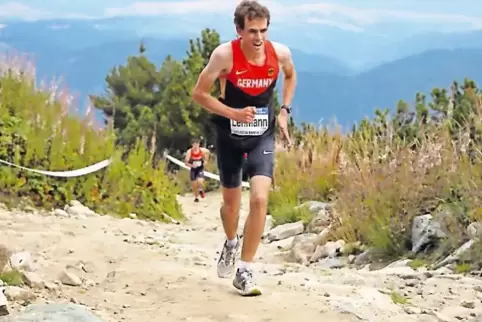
(1, 20), (482, 126)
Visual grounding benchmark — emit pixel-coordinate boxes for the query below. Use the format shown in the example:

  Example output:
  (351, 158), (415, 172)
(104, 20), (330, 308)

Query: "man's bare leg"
(220, 186), (242, 239)
(240, 175), (271, 262)
(229, 175), (271, 296)
(217, 185), (242, 278)
(191, 180), (199, 201)
(197, 177), (206, 198)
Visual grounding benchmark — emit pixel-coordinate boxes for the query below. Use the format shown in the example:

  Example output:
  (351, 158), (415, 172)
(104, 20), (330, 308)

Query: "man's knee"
(221, 187), (242, 216)
(249, 175), (271, 211)
(250, 193), (268, 209)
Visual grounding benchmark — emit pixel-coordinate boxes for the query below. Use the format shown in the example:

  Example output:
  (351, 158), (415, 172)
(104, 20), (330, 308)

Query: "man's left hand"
(277, 109), (292, 148)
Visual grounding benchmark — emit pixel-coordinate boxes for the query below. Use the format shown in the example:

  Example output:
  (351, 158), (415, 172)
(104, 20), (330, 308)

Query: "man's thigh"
(246, 134), (275, 180)
(215, 138), (244, 189)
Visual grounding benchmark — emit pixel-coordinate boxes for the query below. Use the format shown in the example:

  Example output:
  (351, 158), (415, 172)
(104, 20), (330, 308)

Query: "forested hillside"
(2, 20), (482, 126)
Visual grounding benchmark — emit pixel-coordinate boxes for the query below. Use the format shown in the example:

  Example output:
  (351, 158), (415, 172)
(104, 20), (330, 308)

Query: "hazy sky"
(1, 0), (482, 33)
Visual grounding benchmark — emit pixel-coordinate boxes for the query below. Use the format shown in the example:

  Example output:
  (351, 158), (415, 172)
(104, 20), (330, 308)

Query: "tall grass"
(0, 53), (183, 221)
(270, 83), (482, 263)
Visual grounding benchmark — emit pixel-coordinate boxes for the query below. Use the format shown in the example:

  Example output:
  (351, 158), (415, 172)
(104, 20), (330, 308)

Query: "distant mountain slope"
(363, 30), (482, 69)
(292, 48), (482, 128)
(1, 20), (482, 127)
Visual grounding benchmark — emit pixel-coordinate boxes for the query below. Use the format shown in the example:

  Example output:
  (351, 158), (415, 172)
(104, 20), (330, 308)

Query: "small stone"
(9, 252), (34, 272)
(53, 209), (69, 218)
(21, 271), (44, 289)
(4, 286), (36, 301)
(59, 271), (82, 286)
(461, 301), (475, 309)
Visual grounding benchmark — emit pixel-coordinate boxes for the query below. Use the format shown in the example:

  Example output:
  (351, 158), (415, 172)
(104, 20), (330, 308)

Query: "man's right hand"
(232, 106), (256, 123)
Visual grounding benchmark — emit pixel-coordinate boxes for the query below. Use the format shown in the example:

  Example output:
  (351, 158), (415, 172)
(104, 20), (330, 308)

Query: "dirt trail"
(1, 191), (481, 322)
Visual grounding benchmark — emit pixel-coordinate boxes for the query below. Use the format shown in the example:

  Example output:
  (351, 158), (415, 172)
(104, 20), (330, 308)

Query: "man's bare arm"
(192, 45), (237, 120)
(184, 149), (193, 168)
(273, 42), (296, 144)
(275, 42), (297, 109)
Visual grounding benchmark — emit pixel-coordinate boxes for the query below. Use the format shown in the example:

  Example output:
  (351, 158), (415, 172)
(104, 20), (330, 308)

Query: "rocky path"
(1, 192), (482, 321)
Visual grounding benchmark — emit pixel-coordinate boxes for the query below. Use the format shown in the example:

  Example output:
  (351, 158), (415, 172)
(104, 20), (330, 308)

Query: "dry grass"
(270, 84), (482, 263)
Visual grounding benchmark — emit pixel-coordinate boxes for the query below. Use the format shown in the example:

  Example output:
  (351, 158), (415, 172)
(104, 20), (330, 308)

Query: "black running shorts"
(215, 133), (275, 188)
(190, 167), (204, 181)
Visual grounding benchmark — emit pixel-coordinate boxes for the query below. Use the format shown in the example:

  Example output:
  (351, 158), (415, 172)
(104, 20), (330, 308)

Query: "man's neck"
(240, 39), (264, 62)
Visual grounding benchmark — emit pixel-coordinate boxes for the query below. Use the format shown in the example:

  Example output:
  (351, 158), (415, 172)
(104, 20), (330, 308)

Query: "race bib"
(230, 107), (269, 136)
(192, 160), (202, 168)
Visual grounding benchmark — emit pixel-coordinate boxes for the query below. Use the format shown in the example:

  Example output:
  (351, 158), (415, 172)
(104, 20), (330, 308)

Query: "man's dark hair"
(192, 137), (201, 144)
(234, 0), (271, 30)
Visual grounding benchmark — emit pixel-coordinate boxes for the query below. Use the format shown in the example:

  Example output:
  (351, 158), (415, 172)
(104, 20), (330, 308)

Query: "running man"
(191, 0), (295, 296)
(184, 138), (210, 202)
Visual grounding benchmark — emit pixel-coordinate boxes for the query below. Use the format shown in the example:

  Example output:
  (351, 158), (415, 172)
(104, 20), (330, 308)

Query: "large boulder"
(1, 303), (105, 322)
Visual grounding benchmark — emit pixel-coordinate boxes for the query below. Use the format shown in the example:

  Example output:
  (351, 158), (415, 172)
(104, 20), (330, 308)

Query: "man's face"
(237, 17), (268, 53)
(192, 142), (200, 149)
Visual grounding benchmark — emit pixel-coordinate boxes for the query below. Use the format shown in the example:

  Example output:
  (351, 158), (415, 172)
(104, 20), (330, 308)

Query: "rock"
(264, 215), (274, 233)
(303, 201), (332, 234)
(354, 249), (374, 266)
(264, 221), (304, 243)
(9, 252), (34, 272)
(44, 281), (59, 291)
(385, 259), (411, 269)
(314, 227), (332, 246)
(2, 303), (105, 321)
(461, 301), (475, 309)
(467, 222), (482, 240)
(21, 271), (44, 289)
(65, 201), (97, 218)
(411, 214), (447, 253)
(0, 287), (8, 316)
(316, 257), (346, 269)
(59, 270), (82, 286)
(273, 236), (296, 250)
(328, 287), (406, 321)
(4, 286), (36, 301)
(287, 234), (318, 265)
(433, 239), (475, 269)
(297, 200), (331, 215)
(66, 205), (96, 218)
(53, 209), (69, 218)
(438, 305), (474, 321)
(128, 213), (137, 219)
(309, 240), (345, 263)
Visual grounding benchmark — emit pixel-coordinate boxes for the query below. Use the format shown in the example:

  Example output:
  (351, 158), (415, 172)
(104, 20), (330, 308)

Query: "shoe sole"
(233, 281), (262, 296)
(217, 268), (234, 279)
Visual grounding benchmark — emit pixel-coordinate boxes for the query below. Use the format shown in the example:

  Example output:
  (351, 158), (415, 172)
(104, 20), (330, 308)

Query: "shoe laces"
(238, 268), (254, 286)
(221, 242), (236, 265)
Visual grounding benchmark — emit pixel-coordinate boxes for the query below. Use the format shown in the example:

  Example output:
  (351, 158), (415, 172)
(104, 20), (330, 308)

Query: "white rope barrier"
(0, 158), (112, 177)
(0, 150), (250, 189)
(163, 152), (250, 188)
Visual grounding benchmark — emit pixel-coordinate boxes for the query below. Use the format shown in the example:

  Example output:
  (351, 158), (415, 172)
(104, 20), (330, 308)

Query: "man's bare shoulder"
(270, 41), (292, 63)
(210, 42), (233, 64)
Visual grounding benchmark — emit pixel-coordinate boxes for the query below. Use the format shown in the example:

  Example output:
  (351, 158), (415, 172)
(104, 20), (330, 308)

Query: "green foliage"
(0, 269), (23, 286)
(0, 66), (182, 221)
(270, 204), (313, 227)
(272, 76), (482, 266)
(91, 28), (222, 160)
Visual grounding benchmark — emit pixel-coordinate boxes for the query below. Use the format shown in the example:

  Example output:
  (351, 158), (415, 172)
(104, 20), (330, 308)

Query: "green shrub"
(0, 60), (182, 221)
(271, 78), (482, 264)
